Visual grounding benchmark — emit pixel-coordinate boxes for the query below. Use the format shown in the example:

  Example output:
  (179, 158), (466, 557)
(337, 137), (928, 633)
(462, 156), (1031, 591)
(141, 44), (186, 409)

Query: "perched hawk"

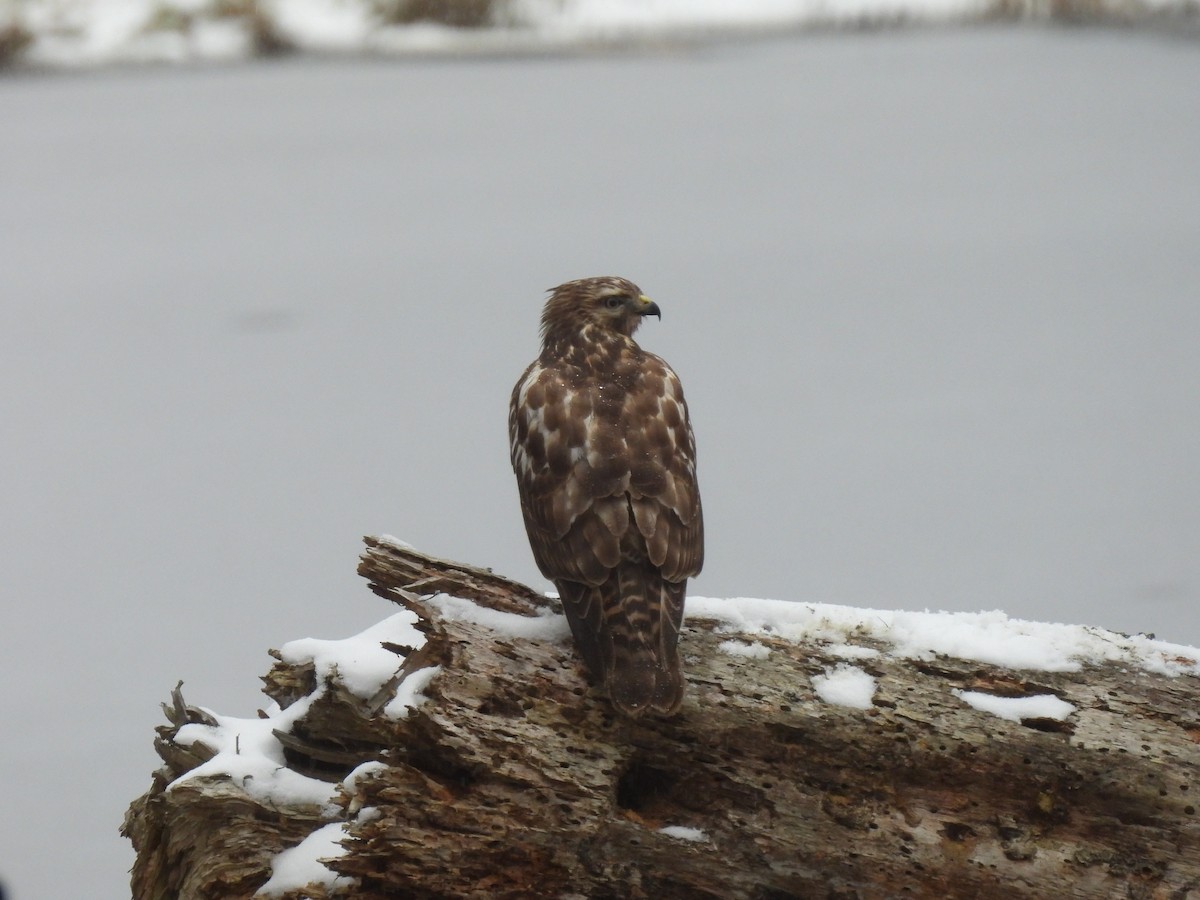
(509, 277), (703, 717)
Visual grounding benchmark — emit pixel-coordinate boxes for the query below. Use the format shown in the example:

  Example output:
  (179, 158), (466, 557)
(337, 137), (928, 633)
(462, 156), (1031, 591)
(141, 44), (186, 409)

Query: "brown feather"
(510, 276), (703, 717)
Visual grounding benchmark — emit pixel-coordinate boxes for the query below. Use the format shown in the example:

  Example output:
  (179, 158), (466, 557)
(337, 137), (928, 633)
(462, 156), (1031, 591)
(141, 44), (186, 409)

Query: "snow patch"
(172, 611), (436, 805)
(688, 597), (1200, 678)
(383, 664), (442, 718)
(515, 0), (984, 34)
(342, 761), (389, 819)
(658, 825), (709, 842)
(343, 759), (389, 793)
(11, 0), (1191, 68)
(429, 593), (573, 642)
(377, 534), (416, 550)
(280, 611), (426, 700)
(825, 643), (881, 661)
(718, 639), (771, 659)
(812, 663), (877, 709)
(954, 690), (1077, 723)
(268, 0), (374, 50)
(172, 696), (340, 811)
(255, 822), (355, 897)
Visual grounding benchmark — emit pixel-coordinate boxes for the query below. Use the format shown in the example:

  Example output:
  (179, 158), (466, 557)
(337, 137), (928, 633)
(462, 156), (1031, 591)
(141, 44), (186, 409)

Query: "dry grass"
(375, 0), (503, 28)
(0, 21), (32, 66)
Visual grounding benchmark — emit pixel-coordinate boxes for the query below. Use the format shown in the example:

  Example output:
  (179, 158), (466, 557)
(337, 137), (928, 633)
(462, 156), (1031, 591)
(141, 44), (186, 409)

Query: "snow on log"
(123, 536), (1200, 899)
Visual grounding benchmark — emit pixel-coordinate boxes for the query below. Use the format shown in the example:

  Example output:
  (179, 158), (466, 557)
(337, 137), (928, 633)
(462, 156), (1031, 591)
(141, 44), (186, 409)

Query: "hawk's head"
(540, 276), (661, 343)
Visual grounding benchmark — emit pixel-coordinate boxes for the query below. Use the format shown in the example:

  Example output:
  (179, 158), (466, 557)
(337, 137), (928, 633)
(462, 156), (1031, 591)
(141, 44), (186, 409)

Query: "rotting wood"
(124, 538), (1200, 899)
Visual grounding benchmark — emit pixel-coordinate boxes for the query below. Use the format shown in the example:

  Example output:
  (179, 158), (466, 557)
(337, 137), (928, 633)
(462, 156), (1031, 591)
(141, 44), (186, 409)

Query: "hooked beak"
(637, 295), (661, 320)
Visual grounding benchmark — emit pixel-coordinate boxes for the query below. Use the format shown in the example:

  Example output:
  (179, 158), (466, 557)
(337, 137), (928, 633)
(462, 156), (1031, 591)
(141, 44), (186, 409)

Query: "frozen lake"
(2, 27), (1198, 898)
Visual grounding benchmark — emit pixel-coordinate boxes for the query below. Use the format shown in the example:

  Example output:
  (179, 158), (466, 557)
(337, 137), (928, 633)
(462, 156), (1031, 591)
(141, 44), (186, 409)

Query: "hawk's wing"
(508, 352), (703, 587)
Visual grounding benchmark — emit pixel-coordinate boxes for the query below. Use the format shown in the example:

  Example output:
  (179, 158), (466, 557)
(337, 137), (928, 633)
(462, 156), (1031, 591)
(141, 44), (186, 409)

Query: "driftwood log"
(123, 537), (1200, 899)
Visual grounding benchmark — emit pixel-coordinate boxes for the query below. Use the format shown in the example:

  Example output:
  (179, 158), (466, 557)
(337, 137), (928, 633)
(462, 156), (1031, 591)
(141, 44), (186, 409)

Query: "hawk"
(509, 276), (704, 717)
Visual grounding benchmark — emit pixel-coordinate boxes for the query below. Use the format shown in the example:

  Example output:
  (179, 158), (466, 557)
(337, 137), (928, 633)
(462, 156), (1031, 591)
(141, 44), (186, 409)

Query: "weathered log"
(123, 537), (1200, 899)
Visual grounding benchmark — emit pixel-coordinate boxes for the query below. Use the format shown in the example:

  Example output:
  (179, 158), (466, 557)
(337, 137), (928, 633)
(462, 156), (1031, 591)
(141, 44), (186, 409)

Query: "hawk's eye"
(604, 295), (624, 310)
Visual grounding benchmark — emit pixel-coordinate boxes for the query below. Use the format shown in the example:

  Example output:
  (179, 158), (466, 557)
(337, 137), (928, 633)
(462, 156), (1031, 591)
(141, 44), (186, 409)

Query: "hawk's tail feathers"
(647, 576), (687, 716)
(556, 580), (606, 683)
(608, 639), (684, 718)
(557, 570), (687, 718)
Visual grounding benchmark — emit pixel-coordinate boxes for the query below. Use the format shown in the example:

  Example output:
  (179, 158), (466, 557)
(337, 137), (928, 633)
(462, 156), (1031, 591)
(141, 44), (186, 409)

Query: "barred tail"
(557, 566), (687, 717)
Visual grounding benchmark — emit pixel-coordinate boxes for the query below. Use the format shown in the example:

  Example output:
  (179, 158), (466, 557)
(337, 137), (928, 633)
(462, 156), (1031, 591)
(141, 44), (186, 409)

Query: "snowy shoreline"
(3, 0), (1197, 70)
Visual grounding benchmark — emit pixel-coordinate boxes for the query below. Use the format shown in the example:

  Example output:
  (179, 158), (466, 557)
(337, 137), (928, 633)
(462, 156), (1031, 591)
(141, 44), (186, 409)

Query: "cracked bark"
(123, 537), (1200, 899)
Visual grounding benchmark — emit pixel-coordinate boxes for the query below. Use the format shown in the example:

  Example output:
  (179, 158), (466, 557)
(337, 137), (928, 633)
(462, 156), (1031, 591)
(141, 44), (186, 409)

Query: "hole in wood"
(941, 821), (976, 842)
(616, 757), (679, 814)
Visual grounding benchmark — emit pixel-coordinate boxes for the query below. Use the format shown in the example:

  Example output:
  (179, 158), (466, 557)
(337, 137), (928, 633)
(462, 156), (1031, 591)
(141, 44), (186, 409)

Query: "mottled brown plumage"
(509, 276), (703, 717)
